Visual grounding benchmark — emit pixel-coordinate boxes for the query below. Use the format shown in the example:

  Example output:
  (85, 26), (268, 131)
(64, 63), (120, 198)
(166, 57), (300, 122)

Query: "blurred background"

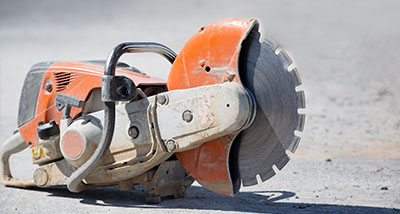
(0, 0), (399, 213)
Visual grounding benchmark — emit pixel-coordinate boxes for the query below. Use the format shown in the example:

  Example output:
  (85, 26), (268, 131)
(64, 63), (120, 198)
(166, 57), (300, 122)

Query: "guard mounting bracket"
(102, 75), (136, 102)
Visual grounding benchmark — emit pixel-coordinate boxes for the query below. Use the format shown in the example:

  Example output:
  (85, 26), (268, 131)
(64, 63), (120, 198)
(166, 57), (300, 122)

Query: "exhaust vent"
(54, 72), (78, 92)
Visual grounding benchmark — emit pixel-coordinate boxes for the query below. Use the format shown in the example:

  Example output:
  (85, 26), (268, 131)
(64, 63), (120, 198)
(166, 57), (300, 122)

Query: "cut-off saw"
(0, 18), (305, 203)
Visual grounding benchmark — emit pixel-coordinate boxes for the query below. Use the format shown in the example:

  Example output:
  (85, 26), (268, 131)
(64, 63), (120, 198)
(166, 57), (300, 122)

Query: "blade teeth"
(298, 90), (306, 109)
(297, 114), (306, 132)
(291, 67), (302, 86)
(289, 136), (301, 153)
(264, 38), (278, 51)
(259, 170), (276, 182)
(242, 176), (258, 187)
(277, 49), (293, 69)
(275, 155), (290, 170)
(238, 36), (306, 188)
(256, 175), (263, 184)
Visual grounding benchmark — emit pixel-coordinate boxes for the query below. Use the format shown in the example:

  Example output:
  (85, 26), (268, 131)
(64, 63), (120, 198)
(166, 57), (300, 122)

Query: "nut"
(182, 110), (193, 123)
(157, 94), (168, 105)
(166, 140), (177, 152)
(128, 126), (139, 139)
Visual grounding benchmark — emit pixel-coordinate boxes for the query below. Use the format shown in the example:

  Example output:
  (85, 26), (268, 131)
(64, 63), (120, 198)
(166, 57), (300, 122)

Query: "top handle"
(66, 42), (176, 193)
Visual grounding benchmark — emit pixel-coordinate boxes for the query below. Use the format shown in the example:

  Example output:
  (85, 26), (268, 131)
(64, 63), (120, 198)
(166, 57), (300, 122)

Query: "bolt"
(157, 94), (168, 105)
(128, 126), (139, 138)
(44, 82), (53, 92)
(166, 140), (177, 152)
(33, 168), (48, 187)
(182, 110), (193, 123)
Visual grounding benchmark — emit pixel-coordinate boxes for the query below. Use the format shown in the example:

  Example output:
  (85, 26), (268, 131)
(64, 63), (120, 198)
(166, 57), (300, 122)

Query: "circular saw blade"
(229, 28), (305, 189)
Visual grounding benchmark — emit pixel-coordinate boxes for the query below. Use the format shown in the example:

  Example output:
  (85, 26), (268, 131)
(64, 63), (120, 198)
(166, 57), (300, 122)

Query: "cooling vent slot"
(54, 72), (78, 92)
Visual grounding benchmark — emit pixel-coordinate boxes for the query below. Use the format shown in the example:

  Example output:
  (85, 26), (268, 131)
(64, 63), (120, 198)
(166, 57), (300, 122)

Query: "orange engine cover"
(167, 18), (258, 195)
(18, 61), (166, 146)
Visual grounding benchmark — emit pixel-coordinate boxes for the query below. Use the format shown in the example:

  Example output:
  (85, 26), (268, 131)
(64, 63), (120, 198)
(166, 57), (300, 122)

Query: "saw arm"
(55, 82), (255, 185)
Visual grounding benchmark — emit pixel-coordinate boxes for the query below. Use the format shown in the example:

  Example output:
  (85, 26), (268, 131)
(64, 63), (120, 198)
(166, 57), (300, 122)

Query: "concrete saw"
(0, 18), (305, 203)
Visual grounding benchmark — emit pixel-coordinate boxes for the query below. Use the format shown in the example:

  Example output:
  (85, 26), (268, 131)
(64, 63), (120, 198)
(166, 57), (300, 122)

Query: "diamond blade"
(229, 28), (305, 191)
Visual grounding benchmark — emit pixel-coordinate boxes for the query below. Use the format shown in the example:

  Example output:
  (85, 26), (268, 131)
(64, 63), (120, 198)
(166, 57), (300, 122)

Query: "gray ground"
(0, 0), (399, 213)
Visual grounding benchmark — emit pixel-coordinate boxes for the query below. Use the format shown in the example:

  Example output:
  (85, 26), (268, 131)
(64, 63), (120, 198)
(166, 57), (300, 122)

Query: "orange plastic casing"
(18, 61), (165, 146)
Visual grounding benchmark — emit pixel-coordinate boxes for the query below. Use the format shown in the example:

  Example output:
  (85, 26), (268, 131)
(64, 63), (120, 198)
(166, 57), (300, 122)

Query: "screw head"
(44, 82), (53, 92)
(128, 126), (139, 138)
(182, 110), (193, 123)
(157, 94), (168, 105)
(166, 140), (177, 152)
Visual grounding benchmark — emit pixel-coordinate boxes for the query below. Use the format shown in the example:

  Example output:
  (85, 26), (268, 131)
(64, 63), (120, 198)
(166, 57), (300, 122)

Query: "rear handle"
(0, 131), (35, 187)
